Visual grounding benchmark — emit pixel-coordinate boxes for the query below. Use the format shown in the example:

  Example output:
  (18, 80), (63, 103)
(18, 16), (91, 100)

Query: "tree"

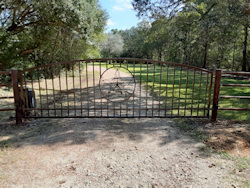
(119, 21), (151, 58)
(132, 0), (250, 71)
(99, 33), (124, 58)
(132, 0), (217, 20)
(0, 0), (107, 69)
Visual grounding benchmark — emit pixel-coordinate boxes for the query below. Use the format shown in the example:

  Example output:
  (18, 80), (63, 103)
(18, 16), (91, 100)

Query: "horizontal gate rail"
(222, 71), (250, 76)
(0, 96), (14, 99)
(23, 107), (212, 111)
(220, 96), (250, 99)
(0, 84), (12, 87)
(22, 58), (213, 73)
(25, 116), (208, 119)
(0, 71), (11, 74)
(219, 108), (250, 111)
(221, 84), (250, 87)
(0, 108), (15, 111)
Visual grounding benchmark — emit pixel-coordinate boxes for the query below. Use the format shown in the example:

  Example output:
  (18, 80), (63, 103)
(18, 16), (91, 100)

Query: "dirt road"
(0, 118), (249, 187)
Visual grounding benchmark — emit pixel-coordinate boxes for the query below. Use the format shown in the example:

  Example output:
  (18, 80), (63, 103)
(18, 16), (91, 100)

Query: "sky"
(99, 0), (141, 32)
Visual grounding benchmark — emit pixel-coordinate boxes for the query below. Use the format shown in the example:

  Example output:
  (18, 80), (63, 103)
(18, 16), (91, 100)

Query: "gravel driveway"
(0, 117), (247, 188)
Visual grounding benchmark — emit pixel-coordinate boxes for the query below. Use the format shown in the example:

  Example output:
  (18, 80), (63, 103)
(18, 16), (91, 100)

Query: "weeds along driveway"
(0, 118), (249, 187)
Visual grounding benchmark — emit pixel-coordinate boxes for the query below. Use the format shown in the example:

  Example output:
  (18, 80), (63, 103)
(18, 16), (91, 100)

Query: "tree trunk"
(183, 48), (188, 64)
(202, 41), (208, 68)
(202, 27), (209, 69)
(232, 40), (236, 71)
(183, 32), (188, 64)
(232, 29), (238, 71)
(242, 24), (248, 71)
(150, 52), (153, 59)
(158, 50), (162, 61)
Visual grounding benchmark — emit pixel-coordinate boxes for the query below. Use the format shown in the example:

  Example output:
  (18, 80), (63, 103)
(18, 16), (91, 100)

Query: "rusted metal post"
(211, 69), (222, 121)
(11, 69), (22, 124)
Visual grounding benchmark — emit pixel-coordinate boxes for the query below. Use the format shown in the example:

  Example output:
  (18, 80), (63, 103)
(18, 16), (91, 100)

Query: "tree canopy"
(99, 32), (124, 58)
(0, 0), (107, 70)
(127, 0), (250, 71)
(0, 0), (249, 71)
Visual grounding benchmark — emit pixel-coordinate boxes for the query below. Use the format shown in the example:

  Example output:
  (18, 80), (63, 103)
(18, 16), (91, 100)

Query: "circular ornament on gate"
(99, 66), (136, 102)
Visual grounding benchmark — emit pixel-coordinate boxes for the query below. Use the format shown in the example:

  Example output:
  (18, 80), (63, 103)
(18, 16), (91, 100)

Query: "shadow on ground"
(0, 117), (212, 155)
(1, 115), (249, 159)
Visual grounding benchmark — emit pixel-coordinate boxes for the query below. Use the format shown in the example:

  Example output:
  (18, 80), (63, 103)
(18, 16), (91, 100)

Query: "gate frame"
(11, 69), (22, 124)
(17, 58), (214, 121)
(4, 58), (249, 124)
(211, 69), (221, 121)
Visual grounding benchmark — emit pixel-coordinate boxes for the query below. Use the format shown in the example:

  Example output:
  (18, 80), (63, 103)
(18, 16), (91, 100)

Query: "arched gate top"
(21, 58), (213, 73)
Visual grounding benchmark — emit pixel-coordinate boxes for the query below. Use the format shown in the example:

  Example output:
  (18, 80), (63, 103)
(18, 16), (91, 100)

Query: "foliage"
(0, 0), (107, 70)
(99, 32), (124, 58)
(124, 0), (250, 71)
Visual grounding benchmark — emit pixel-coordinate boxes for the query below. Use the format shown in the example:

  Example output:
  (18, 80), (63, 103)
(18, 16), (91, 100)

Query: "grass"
(245, 181), (250, 188)
(218, 151), (250, 171)
(218, 77), (250, 121)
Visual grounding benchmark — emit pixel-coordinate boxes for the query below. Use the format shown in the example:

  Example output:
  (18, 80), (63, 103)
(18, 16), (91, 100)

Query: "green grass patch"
(218, 151), (250, 171)
(244, 181), (250, 188)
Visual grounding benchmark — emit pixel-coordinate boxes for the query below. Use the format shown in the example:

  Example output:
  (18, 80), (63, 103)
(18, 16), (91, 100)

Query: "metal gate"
(19, 58), (213, 118)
